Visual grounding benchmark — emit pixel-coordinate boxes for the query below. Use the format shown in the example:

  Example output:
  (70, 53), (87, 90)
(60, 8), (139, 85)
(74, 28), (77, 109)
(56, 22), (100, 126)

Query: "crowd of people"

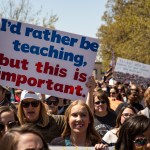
(0, 76), (150, 150)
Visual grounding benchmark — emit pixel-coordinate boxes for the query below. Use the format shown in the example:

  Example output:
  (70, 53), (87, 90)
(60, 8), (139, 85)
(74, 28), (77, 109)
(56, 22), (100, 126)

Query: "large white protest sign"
(114, 57), (150, 78)
(49, 146), (114, 150)
(0, 18), (99, 100)
(114, 57), (150, 86)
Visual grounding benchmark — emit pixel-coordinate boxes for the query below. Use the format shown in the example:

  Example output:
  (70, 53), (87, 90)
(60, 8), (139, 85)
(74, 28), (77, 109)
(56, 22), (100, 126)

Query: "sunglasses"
(122, 113), (134, 118)
(130, 89), (138, 92)
(0, 121), (17, 132)
(45, 100), (58, 106)
(118, 88), (123, 91)
(133, 137), (148, 147)
(110, 92), (116, 94)
(94, 100), (106, 105)
(22, 101), (40, 108)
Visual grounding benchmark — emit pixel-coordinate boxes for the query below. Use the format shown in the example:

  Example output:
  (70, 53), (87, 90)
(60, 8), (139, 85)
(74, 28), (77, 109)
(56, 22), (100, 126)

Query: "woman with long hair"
(50, 100), (107, 149)
(102, 105), (136, 146)
(17, 90), (65, 143)
(0, 106), (20, 139)
(86, 77), (117, 138)
(115, 114), (150, 150)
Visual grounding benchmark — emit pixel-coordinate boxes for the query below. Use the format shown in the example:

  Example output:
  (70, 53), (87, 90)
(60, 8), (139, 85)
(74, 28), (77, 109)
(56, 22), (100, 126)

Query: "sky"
(29, 0), (107, 38)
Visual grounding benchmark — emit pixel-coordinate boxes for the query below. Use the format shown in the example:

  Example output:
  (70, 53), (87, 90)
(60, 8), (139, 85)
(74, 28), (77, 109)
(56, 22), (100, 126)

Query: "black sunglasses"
(133, 137), (148, 147)
(94, 100), (106, 105)
(22, 101), (40, 108)
(0, 121), (17, 132)
(130, 89), (138, 92)
(110, 92), (116, 94)
(45, 100), (59, 106)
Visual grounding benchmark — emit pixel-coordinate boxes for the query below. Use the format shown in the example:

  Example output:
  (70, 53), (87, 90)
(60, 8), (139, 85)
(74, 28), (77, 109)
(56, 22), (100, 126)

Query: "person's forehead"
(71, 105), (88, 113)
(118, 86), (123, 89)
(122, 108), (134, 114)
(131, 85), (137, 89)
(110, 89), (116, 92)
(0, 111), (15, 122)
(18, 133), (43, 146)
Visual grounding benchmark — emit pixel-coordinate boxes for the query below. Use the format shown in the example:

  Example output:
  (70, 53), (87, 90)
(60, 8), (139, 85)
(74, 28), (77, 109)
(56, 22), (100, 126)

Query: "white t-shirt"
(102, 128), (118, 144)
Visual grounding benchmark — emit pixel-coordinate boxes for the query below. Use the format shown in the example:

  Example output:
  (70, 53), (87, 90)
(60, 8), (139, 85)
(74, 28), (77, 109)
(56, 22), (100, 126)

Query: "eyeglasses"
(94, 100), (106, 105)
(0, 121), (17, 132)
(122, 113), (134, 118)
(45, 100), (59, 106)
(22, 101), (40, 108)
(133, 137), (148, 147)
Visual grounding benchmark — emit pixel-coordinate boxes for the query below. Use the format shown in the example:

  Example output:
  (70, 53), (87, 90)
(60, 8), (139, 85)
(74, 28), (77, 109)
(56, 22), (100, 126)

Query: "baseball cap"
(44, 95), (59, 102)
(45, 95), (51, 100)
(20, 90), (42, 101)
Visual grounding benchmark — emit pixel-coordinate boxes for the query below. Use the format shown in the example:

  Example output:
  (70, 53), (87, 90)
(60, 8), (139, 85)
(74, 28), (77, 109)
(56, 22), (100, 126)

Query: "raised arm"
(86, 76), (96, 115)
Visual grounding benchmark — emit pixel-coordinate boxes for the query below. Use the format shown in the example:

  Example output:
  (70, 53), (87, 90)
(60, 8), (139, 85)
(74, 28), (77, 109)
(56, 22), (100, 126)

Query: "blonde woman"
(51, 100), (108, 149)
(17, 90), (65, 143)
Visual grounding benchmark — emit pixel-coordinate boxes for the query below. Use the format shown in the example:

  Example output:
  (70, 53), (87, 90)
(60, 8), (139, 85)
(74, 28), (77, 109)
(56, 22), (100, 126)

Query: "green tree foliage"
(0, 0), (58, 29)
(97, 0), (150, 69)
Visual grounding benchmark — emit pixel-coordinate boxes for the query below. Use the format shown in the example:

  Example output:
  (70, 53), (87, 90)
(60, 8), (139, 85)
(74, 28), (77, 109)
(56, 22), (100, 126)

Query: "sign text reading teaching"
(1, 18), (98, 67)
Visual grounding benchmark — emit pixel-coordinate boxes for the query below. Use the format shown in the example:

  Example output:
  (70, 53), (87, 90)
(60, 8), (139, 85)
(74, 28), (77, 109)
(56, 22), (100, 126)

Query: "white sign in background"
(114, 57), (150, 78)
(49, 146), (114, 150)
(0, 18), (99, 100)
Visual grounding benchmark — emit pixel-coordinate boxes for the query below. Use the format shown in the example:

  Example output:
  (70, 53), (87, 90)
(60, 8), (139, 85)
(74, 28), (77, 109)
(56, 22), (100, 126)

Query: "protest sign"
(49, 146), (114, 150)
(114, 57), (150, 86)
(0, 18), (99, 100)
